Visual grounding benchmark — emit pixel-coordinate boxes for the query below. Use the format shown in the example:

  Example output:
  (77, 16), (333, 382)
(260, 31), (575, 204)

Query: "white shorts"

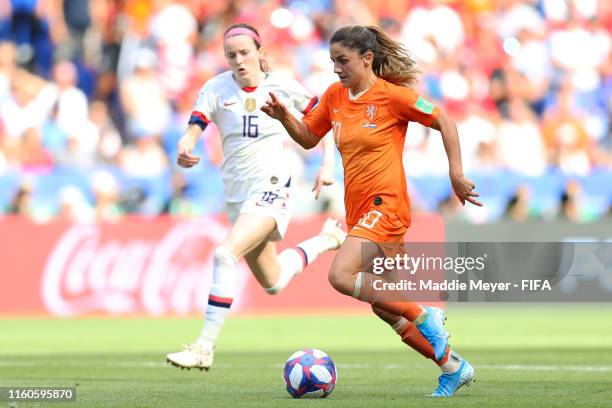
(225, 183), (292, 241)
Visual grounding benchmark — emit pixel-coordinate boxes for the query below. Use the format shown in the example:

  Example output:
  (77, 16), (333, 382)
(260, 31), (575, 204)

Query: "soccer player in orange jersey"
(262, 25), (482, 397)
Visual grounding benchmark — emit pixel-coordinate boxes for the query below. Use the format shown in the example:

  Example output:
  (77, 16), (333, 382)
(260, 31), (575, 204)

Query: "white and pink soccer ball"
(283, 348), (337, 398)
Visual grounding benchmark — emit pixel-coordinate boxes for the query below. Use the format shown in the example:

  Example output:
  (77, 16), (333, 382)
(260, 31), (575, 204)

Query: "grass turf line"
(1, 305), (611, 407)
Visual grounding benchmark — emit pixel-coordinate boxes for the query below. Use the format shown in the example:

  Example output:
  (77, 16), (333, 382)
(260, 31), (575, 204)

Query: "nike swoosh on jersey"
(333, 108), (340, 113)
(224, 101), (237, 106)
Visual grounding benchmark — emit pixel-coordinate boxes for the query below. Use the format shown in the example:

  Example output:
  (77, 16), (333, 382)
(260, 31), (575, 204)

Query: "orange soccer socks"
(392, 317), (460, 373)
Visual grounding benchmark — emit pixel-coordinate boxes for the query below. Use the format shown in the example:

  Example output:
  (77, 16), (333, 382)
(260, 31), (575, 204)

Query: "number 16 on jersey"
(243, 115), (258, 138)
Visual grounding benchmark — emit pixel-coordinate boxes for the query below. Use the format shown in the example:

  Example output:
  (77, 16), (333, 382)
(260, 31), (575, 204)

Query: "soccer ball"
(283, 348), (337, 398)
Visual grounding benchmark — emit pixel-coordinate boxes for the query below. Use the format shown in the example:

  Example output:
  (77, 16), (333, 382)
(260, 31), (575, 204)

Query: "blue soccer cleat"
(428, 358), (475, 397)
(415, 307), (449, 361)
(424, 306), (447, 327)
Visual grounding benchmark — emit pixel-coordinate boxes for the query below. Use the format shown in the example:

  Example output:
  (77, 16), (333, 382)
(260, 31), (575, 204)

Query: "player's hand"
(177, 134), (200, 168)
(312, 165), (334, 199)
(450, 173), (482, 207)
(261, 92), (289, 120)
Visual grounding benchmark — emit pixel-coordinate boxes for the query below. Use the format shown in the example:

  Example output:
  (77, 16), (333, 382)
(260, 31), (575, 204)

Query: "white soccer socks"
(197, 246), (237, 350)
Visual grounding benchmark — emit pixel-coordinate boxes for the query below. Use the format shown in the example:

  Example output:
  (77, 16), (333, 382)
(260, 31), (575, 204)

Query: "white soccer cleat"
(166, 343), (214, 371)
(320, 218), (347, 250)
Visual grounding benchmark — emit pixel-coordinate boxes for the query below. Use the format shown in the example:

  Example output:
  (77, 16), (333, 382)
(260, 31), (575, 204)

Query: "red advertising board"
(0, 214), (443, 316)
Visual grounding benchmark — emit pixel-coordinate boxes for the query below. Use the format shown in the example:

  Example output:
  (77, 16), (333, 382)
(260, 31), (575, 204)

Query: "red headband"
(224, 27), (262, 44)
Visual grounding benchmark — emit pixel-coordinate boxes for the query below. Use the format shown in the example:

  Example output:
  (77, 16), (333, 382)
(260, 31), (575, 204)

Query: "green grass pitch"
(1, 305), (611, 407)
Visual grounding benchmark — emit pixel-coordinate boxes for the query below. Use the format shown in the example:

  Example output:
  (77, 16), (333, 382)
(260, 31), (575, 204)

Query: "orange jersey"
(303, 79), (439, 230)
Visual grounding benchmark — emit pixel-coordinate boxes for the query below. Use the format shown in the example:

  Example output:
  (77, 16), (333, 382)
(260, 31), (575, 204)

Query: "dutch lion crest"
(366, 105), (377, 121)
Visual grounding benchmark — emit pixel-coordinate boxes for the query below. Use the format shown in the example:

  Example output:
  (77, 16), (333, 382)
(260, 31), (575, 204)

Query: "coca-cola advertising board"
(0, 214), (444, 316)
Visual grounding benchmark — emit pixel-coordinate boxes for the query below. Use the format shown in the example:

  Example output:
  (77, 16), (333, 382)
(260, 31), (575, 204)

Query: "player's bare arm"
(312, 134), (335, 199)
(261, 91), (320, 149)
(431, 110), (482, 207)
(177, 124), (202, 168)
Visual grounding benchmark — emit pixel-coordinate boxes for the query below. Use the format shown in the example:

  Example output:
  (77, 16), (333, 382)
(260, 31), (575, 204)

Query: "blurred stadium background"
(1, 0), (611, 313)
(0, 1), (611, 406)
(0, 0), (610, 224)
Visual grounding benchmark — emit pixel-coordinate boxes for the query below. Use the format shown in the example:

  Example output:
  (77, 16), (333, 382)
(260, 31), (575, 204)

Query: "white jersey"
(191, 71), (317, 203)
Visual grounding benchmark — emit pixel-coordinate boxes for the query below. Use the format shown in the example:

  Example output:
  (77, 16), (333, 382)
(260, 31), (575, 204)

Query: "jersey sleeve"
(301, 86), (332, 138)
(387, 85), (439, 127)
(188, 82), (216, 130)
(286, 78), (319, 115)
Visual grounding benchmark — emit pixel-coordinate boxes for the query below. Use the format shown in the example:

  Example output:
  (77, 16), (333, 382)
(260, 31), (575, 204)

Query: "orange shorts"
(348, 207), (408, 243)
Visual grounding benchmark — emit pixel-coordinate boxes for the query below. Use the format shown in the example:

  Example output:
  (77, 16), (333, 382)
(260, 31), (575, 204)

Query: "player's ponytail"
(223, 23), (270, 73)
(330, 25), (419, 87)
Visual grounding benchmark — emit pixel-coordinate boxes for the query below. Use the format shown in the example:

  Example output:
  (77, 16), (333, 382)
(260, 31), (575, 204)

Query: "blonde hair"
(330, 25), (419, 87)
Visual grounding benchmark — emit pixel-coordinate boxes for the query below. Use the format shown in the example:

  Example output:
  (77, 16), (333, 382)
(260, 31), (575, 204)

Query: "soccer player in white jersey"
(166, 23), (346, 371)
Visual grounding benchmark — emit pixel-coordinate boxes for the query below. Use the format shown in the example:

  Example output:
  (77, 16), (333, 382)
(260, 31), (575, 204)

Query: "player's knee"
(328, 268), (349, 295)
(327, 268), (340, 291)
(213, 246), (238, 267)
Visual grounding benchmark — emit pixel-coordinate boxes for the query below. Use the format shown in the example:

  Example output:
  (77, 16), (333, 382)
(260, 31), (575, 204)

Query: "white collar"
(348, 86), (370, 101)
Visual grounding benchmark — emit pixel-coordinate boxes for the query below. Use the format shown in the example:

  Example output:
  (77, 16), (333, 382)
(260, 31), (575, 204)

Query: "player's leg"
(330, 207), (474, 396)
(196, 212), (278, 342)
(347, 240), (441, 360)
(329, 235), (449, 360)
(244, 239), (282, 288)
(232, 177), (346, 294)
(371, 303), (474, 396)
(218, 212), (277, 257)
(166, 211), (346, 370)
(245, 239), (305, 295)
(244, 218), (347, 295)
(372, 304), (438, 360)
(372, 305), (464, 367)
(166, 212), (276, 370)
(330, 235), (474, 395)
(197, 210), (346, 350)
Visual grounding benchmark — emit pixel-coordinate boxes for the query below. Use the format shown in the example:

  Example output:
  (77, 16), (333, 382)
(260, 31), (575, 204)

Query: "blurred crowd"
(0, 0), (610, 224)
